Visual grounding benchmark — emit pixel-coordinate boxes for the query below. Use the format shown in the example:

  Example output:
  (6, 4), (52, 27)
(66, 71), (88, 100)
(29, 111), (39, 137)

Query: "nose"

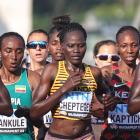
(56, 44), (61, 50)
(73, 45), (80, 53)
(127, 45), (133, 53)
(11, 51), (17, 60)
(36, 45), (41, 50)
(107, 57), (112, 63)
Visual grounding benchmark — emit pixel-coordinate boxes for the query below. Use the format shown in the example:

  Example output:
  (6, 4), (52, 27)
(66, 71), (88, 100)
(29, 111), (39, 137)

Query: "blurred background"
(0, 0), (140, 65)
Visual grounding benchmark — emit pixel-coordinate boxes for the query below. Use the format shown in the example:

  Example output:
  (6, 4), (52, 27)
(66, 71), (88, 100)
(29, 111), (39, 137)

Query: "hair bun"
(52, 15), (71, 27)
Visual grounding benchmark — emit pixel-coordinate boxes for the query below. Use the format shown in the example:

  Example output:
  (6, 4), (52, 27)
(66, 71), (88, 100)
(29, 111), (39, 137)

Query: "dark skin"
(128, 63), (140, 115)
(101, 30), (139, 113)
(48, 31), (64, 62)
(0, 36), (40, 125)
(34, 31), (63, 75)
(30, 30), (115, 137)
(0, 77), (13, 116)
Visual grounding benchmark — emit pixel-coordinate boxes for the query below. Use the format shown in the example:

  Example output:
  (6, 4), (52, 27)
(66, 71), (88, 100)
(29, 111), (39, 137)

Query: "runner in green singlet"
(0, 32), (40, 140)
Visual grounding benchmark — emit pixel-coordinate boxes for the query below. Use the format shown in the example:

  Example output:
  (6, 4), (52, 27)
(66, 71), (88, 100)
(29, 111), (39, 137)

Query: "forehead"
(64, 30), (85, 42)
(98, 44), (117, 54)
(1, 36), (24, 48)
(49, 31), (59, 41)
(28, 32), (48, 42)
(117, 30), (139, 43)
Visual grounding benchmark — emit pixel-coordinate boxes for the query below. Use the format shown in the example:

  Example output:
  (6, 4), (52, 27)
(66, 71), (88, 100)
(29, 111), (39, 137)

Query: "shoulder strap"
(112, 63), (132, 87)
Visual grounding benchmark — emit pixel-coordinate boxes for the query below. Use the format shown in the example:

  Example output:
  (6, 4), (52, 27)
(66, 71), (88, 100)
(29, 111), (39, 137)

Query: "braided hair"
(58, 22), (87, 43)
(0, 32), (25, 49)
(116, 26), (140, 43)
(48, 15), (71, 40)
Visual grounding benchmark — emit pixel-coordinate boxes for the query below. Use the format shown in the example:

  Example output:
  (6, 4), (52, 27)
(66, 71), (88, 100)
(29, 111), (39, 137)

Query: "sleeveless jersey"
(0, 68), (34, 140)
(50, 61), (97, 120)
(108, 63), (140, 130)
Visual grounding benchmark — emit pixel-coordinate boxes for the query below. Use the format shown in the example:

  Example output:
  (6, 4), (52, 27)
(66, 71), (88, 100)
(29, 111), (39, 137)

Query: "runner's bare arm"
(30, 63), (82, 120)
(90, 66), (117, 119)
(101, 65), (112, 85)
(0, 77), (13, 116)
(101, 65), (118, 109)
(90, 67), (106, 119)
(128, 63), (140, 115)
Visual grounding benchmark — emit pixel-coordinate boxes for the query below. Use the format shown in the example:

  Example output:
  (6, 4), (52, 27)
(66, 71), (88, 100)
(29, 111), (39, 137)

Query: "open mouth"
(35, 54), (43, 58)
(56, 53), (63, 57)
(126, 56), (134, 61)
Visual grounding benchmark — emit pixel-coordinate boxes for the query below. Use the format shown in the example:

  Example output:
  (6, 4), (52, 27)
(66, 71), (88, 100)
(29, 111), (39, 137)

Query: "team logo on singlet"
(114, 83), (126, 88)
(15, 85), (26, 93)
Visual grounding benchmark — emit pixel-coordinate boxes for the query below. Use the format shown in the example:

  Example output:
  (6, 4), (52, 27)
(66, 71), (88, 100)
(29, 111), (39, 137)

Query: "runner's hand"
(14, 105), (29, 118)
(90, 101), (106, 119)
(90, 94), (107, 119)
(102, 94), (118, 111)
(61, 72), (82, 93)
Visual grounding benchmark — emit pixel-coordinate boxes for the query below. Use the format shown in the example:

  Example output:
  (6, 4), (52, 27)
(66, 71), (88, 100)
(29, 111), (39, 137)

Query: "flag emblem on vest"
(15, 85), (26, 93)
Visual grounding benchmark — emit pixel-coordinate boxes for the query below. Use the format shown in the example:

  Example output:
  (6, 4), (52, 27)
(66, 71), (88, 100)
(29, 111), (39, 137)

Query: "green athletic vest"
(0, 68), (34, 140)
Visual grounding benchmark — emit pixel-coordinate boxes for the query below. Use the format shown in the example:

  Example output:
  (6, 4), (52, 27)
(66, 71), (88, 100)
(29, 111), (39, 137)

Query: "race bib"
(91, 116), (104, 124)
(43, 111), (53, 128)
(0, 109), (27, 134)
(59, 91), (93, 119)
(108, 104), (140, 129)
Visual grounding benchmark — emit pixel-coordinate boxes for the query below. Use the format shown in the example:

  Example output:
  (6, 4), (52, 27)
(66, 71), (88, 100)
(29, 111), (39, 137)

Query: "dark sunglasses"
(26, 41), (48, 49)
(96, 54), (120, 61)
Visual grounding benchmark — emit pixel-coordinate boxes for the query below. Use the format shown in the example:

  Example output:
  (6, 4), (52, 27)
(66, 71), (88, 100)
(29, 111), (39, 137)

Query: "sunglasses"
(26, 41), (48, 49)
(96, 54), (120, 61)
